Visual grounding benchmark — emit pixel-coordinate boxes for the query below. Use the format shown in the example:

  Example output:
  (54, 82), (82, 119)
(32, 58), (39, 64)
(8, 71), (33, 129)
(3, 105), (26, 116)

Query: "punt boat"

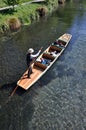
(17, 33), (72, 90)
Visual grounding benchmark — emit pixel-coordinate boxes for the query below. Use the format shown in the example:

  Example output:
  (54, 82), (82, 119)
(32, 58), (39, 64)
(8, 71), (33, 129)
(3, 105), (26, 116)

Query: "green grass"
(0, 0), (58, 33)
(15, 4), (41, 24)
(0, 0), (6, 8)
(0, 0), (32, 8)
(0, 3), (43, 28)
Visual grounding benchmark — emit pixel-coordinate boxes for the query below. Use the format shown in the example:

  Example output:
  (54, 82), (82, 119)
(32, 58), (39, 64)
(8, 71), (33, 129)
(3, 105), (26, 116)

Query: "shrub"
(8, 17), (21, 31)
(46, 0), (58, 12)
(36, 6), (48, 17)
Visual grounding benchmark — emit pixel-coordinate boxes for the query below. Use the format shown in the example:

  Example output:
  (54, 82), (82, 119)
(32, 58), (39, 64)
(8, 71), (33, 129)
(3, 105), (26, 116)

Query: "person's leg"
(27, 66), (32, 78)
(27, 67), (32, 78)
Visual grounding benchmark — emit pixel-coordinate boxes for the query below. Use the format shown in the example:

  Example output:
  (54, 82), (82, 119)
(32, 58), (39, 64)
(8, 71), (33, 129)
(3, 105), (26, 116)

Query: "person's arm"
(31, 50), (41, 58)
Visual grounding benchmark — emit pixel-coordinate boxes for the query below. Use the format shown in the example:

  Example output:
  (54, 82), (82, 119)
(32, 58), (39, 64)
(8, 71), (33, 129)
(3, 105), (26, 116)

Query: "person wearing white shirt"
(26, 47), (42, 78)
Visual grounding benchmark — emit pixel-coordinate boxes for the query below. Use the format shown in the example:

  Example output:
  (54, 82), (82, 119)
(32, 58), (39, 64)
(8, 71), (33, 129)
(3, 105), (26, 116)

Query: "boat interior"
(58, 39), (67, 46)
(33, 53), (54, 70)
(48, 45), (62, 53)
(33, 44), (63, 71)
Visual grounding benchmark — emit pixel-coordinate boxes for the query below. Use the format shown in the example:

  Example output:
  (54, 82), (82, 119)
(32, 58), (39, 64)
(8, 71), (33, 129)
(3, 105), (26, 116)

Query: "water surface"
(0, 1), (86, 130)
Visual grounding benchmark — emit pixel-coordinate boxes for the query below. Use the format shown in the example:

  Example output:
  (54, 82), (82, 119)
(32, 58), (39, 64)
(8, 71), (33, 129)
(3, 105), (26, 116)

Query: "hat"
(28, 48), (34, 53)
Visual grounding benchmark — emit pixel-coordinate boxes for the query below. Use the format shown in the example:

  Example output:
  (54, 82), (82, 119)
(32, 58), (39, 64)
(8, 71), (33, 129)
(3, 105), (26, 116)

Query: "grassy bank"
(0, 0), (32, 8)
(0, 0), (58, 33)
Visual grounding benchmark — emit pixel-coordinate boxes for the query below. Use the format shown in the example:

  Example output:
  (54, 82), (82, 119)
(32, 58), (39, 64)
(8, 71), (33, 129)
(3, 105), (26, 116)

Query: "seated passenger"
(53, 41), (58, 45)
(40, 58), (51, 66)
(50, 51), (57, 57)
(57, 41), (64, 46)
(53, 40), (64, 47)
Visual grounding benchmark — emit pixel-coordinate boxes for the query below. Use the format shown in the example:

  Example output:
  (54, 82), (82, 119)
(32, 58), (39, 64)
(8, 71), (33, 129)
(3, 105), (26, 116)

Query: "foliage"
(0, 4), (40, 27)
(36, 6), (48, 17)
(8, 17), (21, 30)
(0, 0), (58, 33)
(0, 0), (31, 8)
(3, 0), (20, 10)
(0, 23), (8, 33)
(46, 0), (58, 12)
(0, 0), (6, 8)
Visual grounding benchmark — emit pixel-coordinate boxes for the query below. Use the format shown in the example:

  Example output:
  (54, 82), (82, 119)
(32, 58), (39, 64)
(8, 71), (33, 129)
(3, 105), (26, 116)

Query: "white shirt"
(30, 50), (41, 59)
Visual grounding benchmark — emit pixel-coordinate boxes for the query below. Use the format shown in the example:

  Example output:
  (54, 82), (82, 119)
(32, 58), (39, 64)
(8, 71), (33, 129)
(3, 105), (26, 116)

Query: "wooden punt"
(17, 33), (72, 90)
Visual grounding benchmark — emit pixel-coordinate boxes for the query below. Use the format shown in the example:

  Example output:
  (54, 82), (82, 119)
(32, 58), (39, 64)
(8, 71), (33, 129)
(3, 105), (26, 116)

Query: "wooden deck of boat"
(17, 67), (43, 90)
(59, 33), (72, 42)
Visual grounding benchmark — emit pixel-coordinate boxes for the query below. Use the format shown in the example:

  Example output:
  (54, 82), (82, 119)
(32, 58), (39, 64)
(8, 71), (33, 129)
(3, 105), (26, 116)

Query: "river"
(0, 1), (86, 130)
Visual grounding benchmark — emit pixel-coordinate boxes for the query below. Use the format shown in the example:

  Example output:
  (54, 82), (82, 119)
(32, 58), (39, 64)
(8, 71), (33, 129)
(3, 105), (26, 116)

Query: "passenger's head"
(28, 48), (34, 54)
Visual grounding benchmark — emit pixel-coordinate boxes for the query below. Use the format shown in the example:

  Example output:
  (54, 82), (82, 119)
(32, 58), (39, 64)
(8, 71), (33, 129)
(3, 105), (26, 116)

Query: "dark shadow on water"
(35, 63), (76, 86)
(0, 82), (26, 96)
(0, 80), (45, 98)
(34, 66), (57, 87)
(1, 82), (17, 90)
(0, 62), (75, 96)
(0, 83), (35, 130)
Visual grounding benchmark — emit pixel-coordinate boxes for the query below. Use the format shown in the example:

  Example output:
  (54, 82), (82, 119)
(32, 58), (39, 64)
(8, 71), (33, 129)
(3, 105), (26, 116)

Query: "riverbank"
(0, 0), (58, 34)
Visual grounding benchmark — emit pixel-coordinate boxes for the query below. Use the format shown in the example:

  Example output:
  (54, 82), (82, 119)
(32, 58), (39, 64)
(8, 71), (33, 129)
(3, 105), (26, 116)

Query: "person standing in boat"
(26, 47), (42, 78)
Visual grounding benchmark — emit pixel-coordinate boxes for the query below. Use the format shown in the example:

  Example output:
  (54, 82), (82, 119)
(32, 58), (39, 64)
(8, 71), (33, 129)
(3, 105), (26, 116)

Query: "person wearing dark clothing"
(26, 48), (42, 78)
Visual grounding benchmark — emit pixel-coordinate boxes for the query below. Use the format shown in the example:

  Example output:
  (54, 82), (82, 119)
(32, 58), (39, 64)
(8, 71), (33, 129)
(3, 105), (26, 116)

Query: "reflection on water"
(0, 1), (86, 130)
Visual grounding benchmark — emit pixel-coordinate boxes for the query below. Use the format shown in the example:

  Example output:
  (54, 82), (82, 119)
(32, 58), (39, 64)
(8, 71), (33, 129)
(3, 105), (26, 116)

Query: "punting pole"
(10, 74), (26, 97)
(10, 85), (19, 97)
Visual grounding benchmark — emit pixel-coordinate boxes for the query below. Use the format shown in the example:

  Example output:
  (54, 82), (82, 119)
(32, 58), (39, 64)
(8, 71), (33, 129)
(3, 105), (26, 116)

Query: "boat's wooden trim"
(42, 53), (55, 61)
(17, 33), (72, 90)
(34, 61), (47, 70)
(49, 45), (62, 52)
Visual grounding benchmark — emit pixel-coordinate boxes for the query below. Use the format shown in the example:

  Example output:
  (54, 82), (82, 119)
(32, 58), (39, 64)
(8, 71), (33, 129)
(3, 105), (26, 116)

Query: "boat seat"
(49, 45), (62, 52)
(58, 39), (66, 46)
(34, 61), (47, 70)
(42, 53), (55, 61)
